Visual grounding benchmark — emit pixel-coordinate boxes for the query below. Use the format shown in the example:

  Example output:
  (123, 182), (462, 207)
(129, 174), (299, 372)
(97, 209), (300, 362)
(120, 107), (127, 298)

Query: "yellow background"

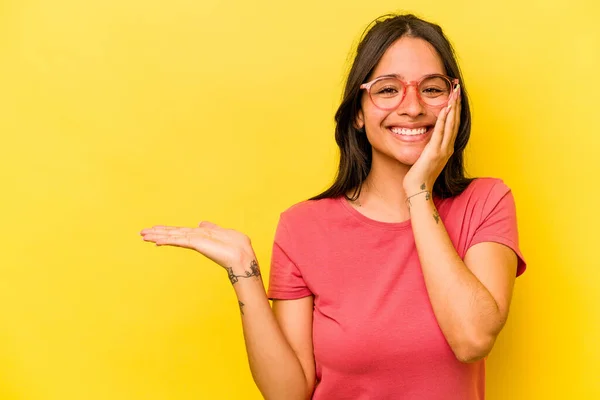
(1, 0), (598, 398)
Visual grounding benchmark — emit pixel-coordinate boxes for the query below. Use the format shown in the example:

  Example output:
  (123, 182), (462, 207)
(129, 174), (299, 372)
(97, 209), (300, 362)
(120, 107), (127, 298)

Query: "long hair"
(311, 14), (474, 201)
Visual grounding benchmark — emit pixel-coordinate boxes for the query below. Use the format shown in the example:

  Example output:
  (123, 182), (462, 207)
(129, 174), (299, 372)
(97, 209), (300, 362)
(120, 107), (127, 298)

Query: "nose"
(396, 84), (426, 117)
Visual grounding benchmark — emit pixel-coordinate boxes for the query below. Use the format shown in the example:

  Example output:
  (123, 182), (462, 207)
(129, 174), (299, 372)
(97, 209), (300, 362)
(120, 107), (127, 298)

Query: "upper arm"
(272, 296), (316, 395)
(463, 180), (526, 330)
(464, 241), (518, 329)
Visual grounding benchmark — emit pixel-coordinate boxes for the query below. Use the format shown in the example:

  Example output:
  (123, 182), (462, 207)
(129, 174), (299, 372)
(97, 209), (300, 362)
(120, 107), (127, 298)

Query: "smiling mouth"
(389, 126), (431, 136)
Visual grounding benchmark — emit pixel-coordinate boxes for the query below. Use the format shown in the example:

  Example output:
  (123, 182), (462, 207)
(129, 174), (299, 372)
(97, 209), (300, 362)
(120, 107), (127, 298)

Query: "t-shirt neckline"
(336, 196), (414, 231)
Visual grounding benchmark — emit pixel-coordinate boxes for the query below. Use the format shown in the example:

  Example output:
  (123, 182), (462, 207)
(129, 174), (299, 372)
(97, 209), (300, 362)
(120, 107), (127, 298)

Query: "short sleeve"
(467, 181), (527, 277)
(267, 215), (313, 300)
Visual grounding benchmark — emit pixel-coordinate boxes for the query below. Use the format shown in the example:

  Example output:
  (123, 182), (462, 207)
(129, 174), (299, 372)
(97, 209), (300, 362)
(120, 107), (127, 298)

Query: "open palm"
(140, 221), (254, 271)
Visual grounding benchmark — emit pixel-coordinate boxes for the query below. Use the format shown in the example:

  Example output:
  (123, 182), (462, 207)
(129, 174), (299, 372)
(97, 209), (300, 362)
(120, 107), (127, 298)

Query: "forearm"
(229, 257), (310, 400)
(407, 191), (504, 362)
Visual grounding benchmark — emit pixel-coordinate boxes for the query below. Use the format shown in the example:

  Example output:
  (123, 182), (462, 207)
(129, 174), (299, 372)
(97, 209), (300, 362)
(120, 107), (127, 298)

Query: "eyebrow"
(374, 73), (403, 80)
(372, 72), (443, 80)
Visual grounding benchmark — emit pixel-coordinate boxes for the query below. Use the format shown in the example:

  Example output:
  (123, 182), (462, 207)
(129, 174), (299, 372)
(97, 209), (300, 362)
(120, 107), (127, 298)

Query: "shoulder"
(456, 177), (512, 203)
(279, 197), (341, 226)
(438, 177), (514, 218)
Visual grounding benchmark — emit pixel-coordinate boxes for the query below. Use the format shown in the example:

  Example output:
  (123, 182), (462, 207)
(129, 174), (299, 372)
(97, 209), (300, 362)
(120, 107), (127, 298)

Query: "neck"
(351, 155), (414, 221)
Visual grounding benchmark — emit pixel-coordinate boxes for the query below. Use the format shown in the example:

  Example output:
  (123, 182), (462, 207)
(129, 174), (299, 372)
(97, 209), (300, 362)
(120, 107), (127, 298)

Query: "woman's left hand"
(403, 84), (462, 195)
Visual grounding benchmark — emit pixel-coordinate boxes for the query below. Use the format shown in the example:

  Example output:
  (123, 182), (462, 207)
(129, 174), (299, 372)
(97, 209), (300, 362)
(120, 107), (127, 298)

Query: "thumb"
(198, 221), (219, 229)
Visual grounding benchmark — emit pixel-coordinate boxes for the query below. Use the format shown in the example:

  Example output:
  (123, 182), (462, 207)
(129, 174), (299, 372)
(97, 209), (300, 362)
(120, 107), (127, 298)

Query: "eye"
(419, 76), (451, 98)
(376, 86), (399, 95)
(371, 79), (402, 97)
(421, 87), (444, 96)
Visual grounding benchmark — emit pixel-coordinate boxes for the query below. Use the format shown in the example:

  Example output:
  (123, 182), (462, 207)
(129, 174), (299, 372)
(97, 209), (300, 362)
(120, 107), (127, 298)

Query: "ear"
(354, 109), (365, 131)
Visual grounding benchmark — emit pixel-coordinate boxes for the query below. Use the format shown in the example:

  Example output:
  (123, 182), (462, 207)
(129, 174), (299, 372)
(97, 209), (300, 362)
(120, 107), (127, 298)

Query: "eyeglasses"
(360, 74), (459, 110)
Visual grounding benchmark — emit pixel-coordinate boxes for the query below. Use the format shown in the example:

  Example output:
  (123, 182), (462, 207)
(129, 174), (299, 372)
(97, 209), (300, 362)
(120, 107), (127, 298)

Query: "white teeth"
(390, 127), (427, 136)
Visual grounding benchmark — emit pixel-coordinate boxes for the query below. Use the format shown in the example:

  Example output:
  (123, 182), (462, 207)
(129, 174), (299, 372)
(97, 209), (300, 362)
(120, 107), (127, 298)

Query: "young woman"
(141, 13), (526, 400)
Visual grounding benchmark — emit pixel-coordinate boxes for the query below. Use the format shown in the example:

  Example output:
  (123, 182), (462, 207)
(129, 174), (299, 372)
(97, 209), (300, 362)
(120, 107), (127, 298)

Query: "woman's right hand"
(140, 221), (257, 276)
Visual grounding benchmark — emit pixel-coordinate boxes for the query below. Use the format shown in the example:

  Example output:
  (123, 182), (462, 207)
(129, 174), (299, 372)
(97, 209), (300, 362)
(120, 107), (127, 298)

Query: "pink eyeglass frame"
(359, 74), (460, 110)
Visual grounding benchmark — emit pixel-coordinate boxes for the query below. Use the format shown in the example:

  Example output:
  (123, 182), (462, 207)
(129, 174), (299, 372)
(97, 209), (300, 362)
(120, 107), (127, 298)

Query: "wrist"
(406, 189), (432, 209)
(228, 250), (256, 273)
(404, 180), (433, 194)
(226, 250), (262, 285)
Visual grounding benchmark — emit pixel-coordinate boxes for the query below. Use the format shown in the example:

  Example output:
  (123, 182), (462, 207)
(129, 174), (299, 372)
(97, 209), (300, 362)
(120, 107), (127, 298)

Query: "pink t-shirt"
(267, 177), (526, 400)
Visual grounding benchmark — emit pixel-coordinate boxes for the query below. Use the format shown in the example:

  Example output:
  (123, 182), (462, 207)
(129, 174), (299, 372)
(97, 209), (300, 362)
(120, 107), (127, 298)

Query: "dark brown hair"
(311, 13), (474, 201)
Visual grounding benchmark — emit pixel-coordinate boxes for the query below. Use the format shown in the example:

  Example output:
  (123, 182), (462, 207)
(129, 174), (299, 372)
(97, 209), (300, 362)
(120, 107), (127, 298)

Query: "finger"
(154, 225), (193, 232)
(431, 102), (450, 148)
(442, 105), (457, 150)
(451, 85), (461, 131)
(450, 88), (462, 149)
(145, 232), (223, 259)
(198, 221), (221, 229)
(140, 226), (193, 236)
(142, 233), (191, 247)
(442, 84), (460, 150)
(450, 86), (462, 148)
(140, 225), (174, 235)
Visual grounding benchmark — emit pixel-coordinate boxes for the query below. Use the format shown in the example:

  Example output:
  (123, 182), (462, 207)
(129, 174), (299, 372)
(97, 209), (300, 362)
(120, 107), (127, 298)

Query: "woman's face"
(357, 36), (447, 167)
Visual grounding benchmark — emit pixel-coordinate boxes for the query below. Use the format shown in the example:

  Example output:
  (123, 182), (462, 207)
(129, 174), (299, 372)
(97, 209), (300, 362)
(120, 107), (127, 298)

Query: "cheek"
(430, 106), (444, 119)
(363, 108), (392, 127)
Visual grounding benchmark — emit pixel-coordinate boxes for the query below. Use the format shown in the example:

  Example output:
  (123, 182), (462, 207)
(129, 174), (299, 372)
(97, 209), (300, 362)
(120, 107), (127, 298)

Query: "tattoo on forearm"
(238, 300), (245, 315)
(227, 260), (261, 285)
(421, 183), (431, 201)
(409, 183), (440, 223)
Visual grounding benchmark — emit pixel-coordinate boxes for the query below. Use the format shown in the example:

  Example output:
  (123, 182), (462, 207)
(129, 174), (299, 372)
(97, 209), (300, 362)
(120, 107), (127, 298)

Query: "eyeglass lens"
(369, 76), (453, 108)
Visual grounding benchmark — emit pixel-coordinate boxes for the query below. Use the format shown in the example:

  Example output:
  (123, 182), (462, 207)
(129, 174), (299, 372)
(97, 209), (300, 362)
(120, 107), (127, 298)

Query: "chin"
(371, 142), (425, 167)
(391, 149), (423, 166)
